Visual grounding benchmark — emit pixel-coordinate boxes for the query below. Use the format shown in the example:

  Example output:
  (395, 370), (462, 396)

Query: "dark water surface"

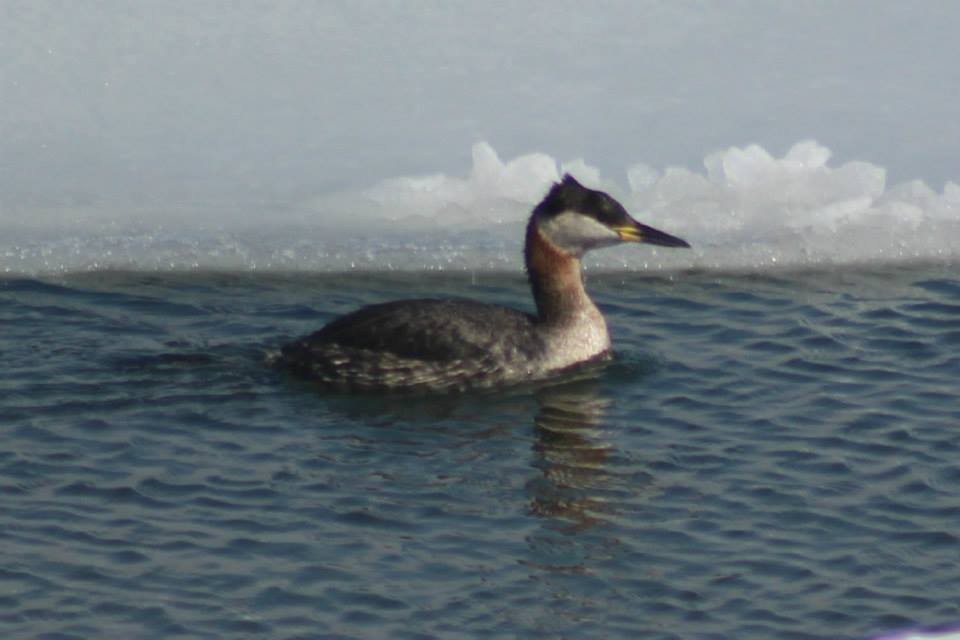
(2, 266), (959, 639)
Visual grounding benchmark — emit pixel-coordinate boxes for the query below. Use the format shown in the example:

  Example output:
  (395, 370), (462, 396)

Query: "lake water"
(2, 266), (959, 639)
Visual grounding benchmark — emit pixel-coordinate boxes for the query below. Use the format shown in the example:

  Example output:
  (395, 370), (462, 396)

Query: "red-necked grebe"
(278, 174), (689, 392)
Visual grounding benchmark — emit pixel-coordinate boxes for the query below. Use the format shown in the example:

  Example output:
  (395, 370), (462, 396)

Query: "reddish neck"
(524, 221), (597, 325)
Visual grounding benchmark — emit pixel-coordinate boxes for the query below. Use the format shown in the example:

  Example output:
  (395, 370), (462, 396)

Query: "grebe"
(278, 174), (689, 392)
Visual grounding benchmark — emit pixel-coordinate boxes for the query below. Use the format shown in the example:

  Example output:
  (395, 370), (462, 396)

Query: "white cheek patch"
(540, 211), (620, 255)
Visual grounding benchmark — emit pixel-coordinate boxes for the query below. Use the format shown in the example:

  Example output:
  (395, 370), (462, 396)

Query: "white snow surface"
(2, 141), (958, 274)
(4, 3), (960, 274)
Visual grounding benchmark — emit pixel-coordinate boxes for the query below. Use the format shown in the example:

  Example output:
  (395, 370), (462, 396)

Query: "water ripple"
(2, 268), (960, 638)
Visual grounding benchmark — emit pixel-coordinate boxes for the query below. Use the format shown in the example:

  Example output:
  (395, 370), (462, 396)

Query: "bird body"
(278, 175), (689, 392)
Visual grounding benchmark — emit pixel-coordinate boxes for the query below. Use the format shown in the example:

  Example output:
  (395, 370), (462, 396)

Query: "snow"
(2, 141), (957, 274)
(1, 3), (958, 274)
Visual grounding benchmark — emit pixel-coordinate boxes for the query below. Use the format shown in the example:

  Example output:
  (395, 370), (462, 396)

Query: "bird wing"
(292, 299), (542, 362)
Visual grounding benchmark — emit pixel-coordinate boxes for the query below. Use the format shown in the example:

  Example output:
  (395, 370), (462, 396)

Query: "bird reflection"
(527, 373), (618, 533)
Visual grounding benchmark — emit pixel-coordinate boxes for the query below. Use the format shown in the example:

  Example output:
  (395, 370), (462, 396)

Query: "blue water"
(2, 266), (959, 639)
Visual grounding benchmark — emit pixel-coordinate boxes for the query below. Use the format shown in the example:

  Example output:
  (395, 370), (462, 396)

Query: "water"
(3, 266), (959, 639)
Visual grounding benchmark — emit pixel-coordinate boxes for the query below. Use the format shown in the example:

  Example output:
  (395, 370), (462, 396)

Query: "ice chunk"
(560, 158), (603, 187)
(626, 163), (660, 193)
(713, 144), (777, 188)
(468, 141), (559, 202)
(2, 140), (959, 274)
(945, 181), (960, 204)
(783, 140), (832, 169)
